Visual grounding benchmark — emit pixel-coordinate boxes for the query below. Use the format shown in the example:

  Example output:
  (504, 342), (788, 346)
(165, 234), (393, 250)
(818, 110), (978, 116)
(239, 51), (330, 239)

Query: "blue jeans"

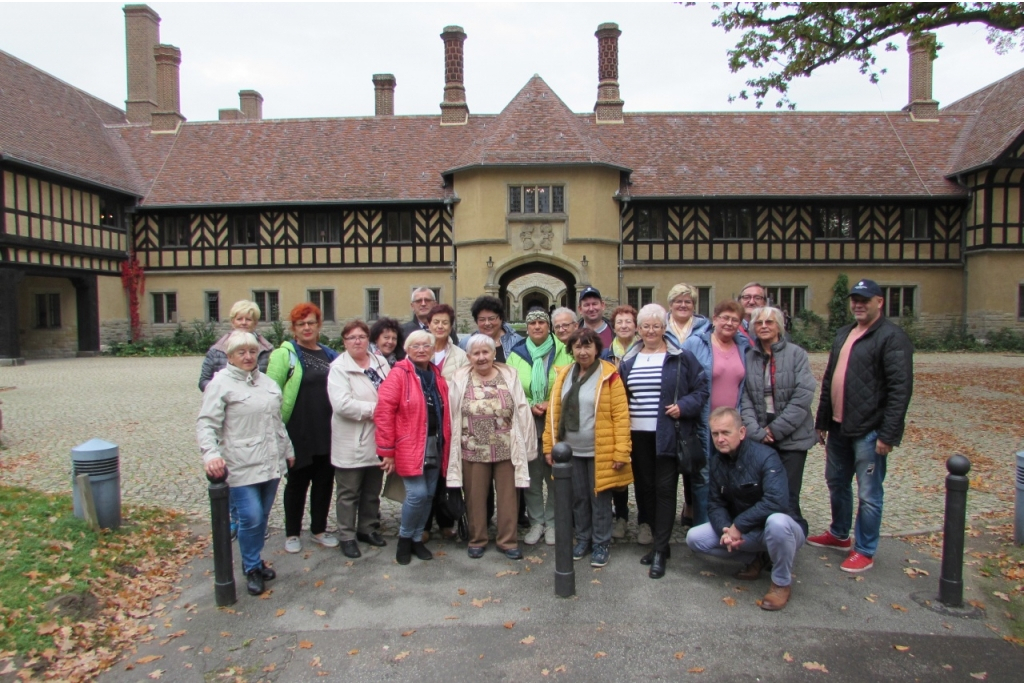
(400, 466), (439, 542)
(825, 423), (887, 557)
(229, 478), (280, 574)
(691, 463), (709, 528)
(686, 514), (805, 586)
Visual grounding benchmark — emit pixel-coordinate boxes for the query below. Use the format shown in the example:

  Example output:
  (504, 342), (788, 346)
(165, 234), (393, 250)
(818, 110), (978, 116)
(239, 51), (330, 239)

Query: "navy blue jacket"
(708, 438), (790, 535)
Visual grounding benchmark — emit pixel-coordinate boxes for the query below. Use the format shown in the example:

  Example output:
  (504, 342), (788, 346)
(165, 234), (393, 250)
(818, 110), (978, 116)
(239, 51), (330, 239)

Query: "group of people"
(195, 278), (913, 612)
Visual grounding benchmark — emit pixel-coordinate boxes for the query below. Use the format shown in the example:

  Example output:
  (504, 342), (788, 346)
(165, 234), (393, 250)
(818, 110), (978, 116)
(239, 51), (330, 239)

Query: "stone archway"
(493, 257), (581, 322)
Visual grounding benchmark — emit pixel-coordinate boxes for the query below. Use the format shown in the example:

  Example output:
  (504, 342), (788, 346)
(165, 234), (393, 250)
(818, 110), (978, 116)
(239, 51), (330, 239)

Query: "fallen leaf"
(864, 596), (876, 603)
(503, 621), (516, 629)
(595, 651), (607, 658)
(526, 556), (543, 563)
(674, 651), (685, 660)
(495, 570), (519, 577)
(782, 652), (794, 662)
(688, 667), (705, 673)
(803, 661), (829, 673)
(275, 609), (286, 617)
(942, 664), (953, 671)
(993, 591), (1011, 602)
(970, 673), (987, 681)
(348, 649), (359, 656)
(298, 640), (313, 649)
(136, 655), (163, 664)
(942, 622), (953, 630)
(471, 597), (492, 608)
(394, 651), (410, 662)
(317, 671), (330, 676)
(314, 610), (326, 617)
(555, 665), (566, 673)
(262, 663), (276, 672)
(592, 579), (601, 585)
(457, 588), (467, 595)
(309, 656), (322, 668)
(891, 604), (908, 612)
(148, 669), (164, 680)
(314, 579), (324, 588)
(520, 635), (536, 645)
(699, 571), (716, 577)
(445, 615), (459, 620)
(37, 622), (59, 636)
(968, 600), (986, 609)
(259, 590), (273, 599)
(541, 668), (550, 676)
(424, 648), (436, 653)
(402, 630), (416, 637)
(894, 645), (910, 652)
(451, 601), (461, 607)
(722, 597), (736, 607)
(220, 631), (232, 637)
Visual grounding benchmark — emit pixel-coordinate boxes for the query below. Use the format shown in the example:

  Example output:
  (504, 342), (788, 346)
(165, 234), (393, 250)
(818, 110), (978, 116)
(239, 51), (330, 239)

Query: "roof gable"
(943, 67), (1024, 174)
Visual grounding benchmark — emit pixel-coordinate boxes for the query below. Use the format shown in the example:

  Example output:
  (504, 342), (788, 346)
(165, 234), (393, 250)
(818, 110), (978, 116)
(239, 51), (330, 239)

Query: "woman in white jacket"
(198, 331), (294, 597)
(327, 320), (391, 559)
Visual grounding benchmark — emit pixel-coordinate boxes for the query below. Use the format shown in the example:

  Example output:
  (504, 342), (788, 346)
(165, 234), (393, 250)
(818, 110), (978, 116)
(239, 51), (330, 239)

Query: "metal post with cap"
(939, 454), (971, 607)
(551, 442), (575, 598)
(207, 471), (237, 606)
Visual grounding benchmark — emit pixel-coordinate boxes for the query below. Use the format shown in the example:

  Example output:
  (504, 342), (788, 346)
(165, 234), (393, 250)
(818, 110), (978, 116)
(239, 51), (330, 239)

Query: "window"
(303, 212), (341, 244)
(385, 211), (413, 243)
(765, 286), (807, 316)
(252, 290), (279, 322)
(161, 215), (190, 247)
(34, 293), (60, 329)
(697, 287), (712, 318)
(508, 185), (565, 214)
(815, 207), (855, 239)
(205, 292), (219, 323)
(883, 286), (915, 318)
(153, 292), (177, 324)
(367, 289), (381, 321)
(232, 214), (259, 245)
(1019, 284), (1024, 320)
(712, 207), (754, 240)
(902, 207), (930, 240)
(308, 289), (335, 321)
(635, 207), (667, 241)
(99, 197), (122, 229)
(627, 287), (654, 311)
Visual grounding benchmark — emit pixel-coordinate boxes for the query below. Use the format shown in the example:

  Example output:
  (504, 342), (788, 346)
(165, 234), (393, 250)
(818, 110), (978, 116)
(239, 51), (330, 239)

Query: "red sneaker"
(840, 551), (874, 573)
(806, 530), (853, 550)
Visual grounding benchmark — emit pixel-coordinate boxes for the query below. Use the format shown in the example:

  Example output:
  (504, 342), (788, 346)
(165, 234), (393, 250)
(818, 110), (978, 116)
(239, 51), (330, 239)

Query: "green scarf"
(557, 361), (600, 440)
(525, 334), (554, 404)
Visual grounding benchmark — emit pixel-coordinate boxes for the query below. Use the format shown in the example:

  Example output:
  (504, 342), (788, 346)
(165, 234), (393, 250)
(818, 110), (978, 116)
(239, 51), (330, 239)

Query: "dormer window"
(509, 185), (565, 215)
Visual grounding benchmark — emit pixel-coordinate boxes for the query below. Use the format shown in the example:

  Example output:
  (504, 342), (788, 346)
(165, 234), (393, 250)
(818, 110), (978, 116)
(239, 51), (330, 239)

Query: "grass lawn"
(0, 485), (201, 681)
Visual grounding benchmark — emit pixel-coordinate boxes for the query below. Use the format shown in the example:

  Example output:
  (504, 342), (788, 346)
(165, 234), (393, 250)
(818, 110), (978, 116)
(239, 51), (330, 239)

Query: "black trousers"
(631, 430), (679, 552)
(284, 455), (335, 537)
(612, 487), (629, 522)
(773, 447), (809, 533)
(424, 467), (455, 532)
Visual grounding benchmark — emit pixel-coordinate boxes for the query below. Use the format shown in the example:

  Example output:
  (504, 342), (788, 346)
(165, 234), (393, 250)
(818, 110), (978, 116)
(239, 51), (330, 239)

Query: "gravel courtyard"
(0, 353), (1021, 540)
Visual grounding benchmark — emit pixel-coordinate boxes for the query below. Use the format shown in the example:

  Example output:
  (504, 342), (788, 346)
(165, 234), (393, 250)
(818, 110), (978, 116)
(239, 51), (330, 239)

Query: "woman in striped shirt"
(619, 304), (708, 579)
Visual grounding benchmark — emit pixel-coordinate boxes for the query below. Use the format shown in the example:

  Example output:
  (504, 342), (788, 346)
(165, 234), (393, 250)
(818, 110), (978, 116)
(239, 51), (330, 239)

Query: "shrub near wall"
(107, 320), (216, 357)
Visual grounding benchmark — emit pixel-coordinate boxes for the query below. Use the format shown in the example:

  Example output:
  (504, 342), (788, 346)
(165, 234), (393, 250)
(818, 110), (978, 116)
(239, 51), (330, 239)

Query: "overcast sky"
(4, 2), (1024, 121)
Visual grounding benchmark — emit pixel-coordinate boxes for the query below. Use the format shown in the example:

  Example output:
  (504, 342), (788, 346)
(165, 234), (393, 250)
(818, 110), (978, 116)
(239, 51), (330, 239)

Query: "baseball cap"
(579, 286), (602, 303)
(848, 279), (883, 298)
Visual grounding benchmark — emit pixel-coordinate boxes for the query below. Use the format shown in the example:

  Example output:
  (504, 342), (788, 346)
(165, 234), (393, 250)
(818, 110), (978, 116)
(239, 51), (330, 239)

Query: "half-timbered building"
(1, 6), (1023, 362)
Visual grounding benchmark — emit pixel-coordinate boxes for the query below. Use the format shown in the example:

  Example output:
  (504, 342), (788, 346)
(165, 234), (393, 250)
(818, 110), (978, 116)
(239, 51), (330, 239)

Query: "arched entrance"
(496, 259), (577, 322)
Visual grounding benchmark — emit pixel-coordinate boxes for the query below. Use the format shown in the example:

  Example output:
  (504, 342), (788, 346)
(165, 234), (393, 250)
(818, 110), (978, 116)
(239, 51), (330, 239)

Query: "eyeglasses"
(408, 343), (432, 351)
(413, 298), (435, 305)
(295, 319), (319, 328)
(344, 335), (368, 342)
(553, 323), (575, 331)
(753, 320), (777, 327)
(639, 324), (664, 332)
(716, 316), (741, 325)
(739, 295), (766, 303)
(476, 316), (500, 324)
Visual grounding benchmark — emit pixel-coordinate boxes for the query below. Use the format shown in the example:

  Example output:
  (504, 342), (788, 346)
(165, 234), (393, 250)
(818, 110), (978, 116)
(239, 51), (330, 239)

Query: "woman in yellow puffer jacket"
(542, 328), (632, 568)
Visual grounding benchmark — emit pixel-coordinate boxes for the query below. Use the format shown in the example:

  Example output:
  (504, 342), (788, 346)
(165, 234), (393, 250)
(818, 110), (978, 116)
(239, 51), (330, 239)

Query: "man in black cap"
(808, 278), (913, 573)
(577, 287), (613, 350)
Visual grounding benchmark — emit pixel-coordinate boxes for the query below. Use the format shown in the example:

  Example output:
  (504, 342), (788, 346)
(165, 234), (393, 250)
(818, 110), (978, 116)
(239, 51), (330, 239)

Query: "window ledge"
(507, 213), (568, 222)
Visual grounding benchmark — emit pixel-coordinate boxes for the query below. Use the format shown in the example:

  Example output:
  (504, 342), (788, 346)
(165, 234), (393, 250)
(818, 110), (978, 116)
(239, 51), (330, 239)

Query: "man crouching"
(685, 407), (805, 611)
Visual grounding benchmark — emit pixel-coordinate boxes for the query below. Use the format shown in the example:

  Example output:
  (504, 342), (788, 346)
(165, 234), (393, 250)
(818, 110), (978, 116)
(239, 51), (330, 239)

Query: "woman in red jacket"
(374, 330), (452, 565)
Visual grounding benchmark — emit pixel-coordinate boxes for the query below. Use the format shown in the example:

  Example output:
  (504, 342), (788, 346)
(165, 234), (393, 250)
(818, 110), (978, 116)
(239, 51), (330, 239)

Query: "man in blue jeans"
(810, 279), (914, 573)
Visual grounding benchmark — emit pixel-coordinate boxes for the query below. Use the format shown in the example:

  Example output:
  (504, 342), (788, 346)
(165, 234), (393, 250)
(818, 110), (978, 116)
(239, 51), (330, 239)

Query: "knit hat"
(525, 309), (550, 325)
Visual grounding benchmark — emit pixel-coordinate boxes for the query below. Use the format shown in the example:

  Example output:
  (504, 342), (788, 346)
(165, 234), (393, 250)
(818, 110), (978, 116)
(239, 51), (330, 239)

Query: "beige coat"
(436, 342), (469, 380)
(446, 362), (536, 489)
(327, 351), (391, 469)
(196, 365), (294, 488)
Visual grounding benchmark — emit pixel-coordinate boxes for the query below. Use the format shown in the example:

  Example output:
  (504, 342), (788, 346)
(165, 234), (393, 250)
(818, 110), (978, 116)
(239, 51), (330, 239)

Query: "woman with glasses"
(266, 303), (340, 554)
(369, 317), (403, 368)
(327, 320), (391, 559)
(458, 296), (523, 363)
(740, 306), (815, 545)
(620, 305), (707, 579)
(682, 300), (752, 529)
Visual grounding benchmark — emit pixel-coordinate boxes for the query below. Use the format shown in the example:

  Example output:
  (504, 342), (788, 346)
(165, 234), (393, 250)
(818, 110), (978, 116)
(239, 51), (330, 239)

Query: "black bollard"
(551, 442), (575, 598)
(939, 454), (971, 607)
(207, 472), (237, 606)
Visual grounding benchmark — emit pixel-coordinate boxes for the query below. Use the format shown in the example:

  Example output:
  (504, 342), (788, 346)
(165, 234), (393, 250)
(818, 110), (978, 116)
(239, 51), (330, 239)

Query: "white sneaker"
(611, 518), (626, 540)
(311, 532), (339, 548)
(544, 526), (556, 546)
(637, 523), (653, 545)
(524, 524), (545, 545)
(285, 536), (302, 554)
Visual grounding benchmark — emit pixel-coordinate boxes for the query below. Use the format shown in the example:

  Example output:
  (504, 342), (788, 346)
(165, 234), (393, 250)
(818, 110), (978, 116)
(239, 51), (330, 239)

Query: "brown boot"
(734, 553), (765, 581)
(760, 582), (791, 611)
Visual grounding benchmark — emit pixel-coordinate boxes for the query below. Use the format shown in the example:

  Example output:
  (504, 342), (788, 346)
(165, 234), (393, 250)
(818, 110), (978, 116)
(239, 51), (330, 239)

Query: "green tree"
(701, 2), (1024, 109)
(828, 273), (854, 338)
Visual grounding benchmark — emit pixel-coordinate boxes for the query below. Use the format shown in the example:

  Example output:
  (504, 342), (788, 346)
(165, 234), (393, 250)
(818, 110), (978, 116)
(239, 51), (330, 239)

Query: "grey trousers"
(334, 466), (384, 541)
(685, 513), (805, 586)
(571, 456), (613, 546)
(525, 438), (555, 527)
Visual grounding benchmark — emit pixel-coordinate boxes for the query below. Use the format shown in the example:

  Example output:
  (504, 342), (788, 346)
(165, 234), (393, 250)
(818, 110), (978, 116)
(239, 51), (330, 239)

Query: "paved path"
(0, 354), (1021, 542)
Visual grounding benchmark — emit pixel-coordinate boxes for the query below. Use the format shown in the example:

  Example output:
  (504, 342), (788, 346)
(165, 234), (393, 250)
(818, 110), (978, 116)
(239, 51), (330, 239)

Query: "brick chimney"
(906, 32), (939, 120)
(594, 22), (624, 124)
(239, 90), (264, 120)
(440, 26), (469, 126)
(373, 74), (396, 116)
(124, 4), (160, 124)
(151, 44), (185, 132)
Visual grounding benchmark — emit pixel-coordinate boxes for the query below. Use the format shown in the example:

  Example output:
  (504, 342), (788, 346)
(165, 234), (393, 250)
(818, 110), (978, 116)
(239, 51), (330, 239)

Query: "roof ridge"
(943, 64), (1024, 112)
(0, 48), (125, 119)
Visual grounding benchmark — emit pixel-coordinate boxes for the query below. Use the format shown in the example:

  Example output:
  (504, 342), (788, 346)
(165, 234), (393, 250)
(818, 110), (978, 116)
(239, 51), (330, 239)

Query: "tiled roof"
(136, 116), (490, 206)
(588, 111), (968, 198)
(943, 67), (1024, 174)
(0, 50), (139, 195)
(444, 76), (627, 173)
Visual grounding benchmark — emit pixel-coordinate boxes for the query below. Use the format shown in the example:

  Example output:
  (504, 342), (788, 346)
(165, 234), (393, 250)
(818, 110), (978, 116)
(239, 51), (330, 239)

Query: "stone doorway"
(497, 262), (575, 322)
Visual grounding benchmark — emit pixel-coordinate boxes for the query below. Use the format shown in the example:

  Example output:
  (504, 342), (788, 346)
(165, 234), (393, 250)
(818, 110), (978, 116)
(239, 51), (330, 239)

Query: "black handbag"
(673, 356), (706, 476)
(438, 486), (466, 521)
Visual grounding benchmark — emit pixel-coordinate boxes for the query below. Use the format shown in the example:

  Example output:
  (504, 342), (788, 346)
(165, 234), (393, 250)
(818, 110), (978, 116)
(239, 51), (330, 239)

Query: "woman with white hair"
(198, 299), (274, 392)
(740, 306), (816, 556)
(619, 304), (707, 579)
(197, 331), (294, 596)
(374, 329), (452, 565)
(447, 334), (535, 560)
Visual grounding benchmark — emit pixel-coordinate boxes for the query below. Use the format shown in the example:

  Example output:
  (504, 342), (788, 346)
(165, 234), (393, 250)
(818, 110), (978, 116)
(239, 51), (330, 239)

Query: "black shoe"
(518, 514), (531, 528)
(357, 531), (387, 547)
(340, 540), (362, 559)
(396, 537), (413, 565)
(572, 540), (591, 561)
(467, 546), (485, 559)
(649, 551), (667, 579)
(640, 548), (670, 565)
(260, 561), (276, 581)
(502, 547), (523, 560)
(246, 569), (265, 596)
(412, 539), (433, 561)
